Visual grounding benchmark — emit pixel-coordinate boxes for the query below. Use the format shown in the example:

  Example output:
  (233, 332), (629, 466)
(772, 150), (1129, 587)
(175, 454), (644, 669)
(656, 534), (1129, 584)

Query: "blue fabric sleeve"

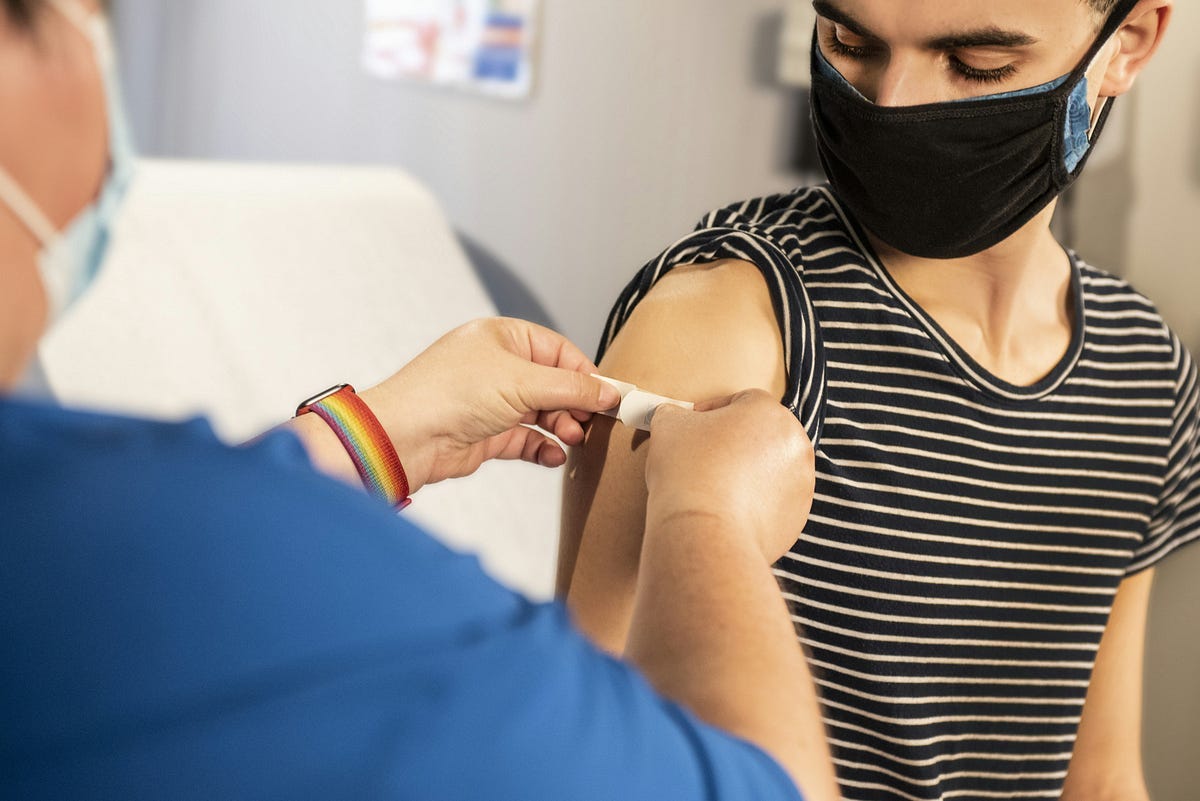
(0, 401), (802, 801)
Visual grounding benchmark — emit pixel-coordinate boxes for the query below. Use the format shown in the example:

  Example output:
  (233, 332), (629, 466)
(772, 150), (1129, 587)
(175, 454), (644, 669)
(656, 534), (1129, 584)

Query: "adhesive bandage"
(592, 375), (694, 432)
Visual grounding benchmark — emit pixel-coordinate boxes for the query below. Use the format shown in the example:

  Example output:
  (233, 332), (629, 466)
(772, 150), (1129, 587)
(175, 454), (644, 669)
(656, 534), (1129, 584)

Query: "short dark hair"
(2, 0), (39, 28)
(1087, 0), (1119, 15)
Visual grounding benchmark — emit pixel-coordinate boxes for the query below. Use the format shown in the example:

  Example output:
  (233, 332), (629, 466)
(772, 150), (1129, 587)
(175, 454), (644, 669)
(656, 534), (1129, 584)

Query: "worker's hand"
(359, 318), (621, 493)
(643, 390), (815, 563)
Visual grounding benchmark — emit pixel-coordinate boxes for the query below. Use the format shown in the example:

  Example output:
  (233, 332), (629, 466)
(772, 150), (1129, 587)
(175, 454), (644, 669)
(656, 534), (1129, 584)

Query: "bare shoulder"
(558, 258), (788, 625)
(600, 259), (787, 403)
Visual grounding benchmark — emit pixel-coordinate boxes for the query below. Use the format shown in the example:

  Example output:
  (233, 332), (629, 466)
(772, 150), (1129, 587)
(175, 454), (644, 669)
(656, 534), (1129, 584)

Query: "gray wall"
(1067, 15), (1200, 798)
(1068, 0), (1200, 354)
(113, 0), (809, 350)
(112, 2), (1199, 796)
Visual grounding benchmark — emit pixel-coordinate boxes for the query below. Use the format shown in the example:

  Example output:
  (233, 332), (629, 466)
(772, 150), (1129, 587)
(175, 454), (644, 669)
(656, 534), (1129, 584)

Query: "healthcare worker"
(560, 1), (1197, 800)
(0, 1), (845, 800)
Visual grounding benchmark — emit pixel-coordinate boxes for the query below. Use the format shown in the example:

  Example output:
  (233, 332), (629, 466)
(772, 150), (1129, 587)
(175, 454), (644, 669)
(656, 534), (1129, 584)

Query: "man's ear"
(1099, 0), (1173, 97)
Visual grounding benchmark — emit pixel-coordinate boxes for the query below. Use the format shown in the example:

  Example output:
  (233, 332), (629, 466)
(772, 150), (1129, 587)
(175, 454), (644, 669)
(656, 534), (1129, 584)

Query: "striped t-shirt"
(597, 185), (1200, 801)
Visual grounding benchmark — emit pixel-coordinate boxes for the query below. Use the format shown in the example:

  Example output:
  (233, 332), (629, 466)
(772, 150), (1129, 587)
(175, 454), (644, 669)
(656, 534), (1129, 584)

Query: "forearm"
(283, 412), (361, 489)
(1060, 780), (1150, 801)
(624, 509), (839, 801)
(557, 418), (649, 652)
(1060, 571), (1155, 801)
(273, 383), (435, 495)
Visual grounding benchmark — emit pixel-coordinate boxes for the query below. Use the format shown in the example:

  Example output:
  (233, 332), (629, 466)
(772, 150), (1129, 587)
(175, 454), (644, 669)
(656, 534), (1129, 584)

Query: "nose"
(872, 53), (939, 107)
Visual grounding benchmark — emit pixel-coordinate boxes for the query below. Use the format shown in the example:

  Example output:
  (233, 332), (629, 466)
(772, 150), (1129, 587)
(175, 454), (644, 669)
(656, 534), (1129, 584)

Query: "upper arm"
(1060, 569), (1156, 801)
(557, 260), (789, 653)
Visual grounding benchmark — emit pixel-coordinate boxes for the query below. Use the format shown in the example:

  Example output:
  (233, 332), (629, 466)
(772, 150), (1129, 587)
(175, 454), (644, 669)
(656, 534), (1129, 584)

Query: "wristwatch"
(296, 384), (411, 510)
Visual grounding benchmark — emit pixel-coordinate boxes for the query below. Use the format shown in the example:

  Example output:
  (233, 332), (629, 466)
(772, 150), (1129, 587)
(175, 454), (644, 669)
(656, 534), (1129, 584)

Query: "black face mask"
(809, 0), (1138, 260)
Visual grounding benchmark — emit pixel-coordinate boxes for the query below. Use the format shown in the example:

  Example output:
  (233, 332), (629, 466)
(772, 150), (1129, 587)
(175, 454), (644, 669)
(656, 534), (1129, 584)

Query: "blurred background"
(97, 2), (1198, 797)
(108, 0), (1200, 354)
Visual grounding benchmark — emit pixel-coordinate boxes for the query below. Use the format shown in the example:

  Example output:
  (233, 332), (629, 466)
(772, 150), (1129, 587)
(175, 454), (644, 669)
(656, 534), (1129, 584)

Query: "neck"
(0, 211), (48, 390)
(870, 202), (1076, 387)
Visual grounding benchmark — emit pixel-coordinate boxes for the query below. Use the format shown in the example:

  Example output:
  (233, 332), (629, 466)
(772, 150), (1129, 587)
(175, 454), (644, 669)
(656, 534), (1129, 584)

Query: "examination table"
(39, 159), (563, 599)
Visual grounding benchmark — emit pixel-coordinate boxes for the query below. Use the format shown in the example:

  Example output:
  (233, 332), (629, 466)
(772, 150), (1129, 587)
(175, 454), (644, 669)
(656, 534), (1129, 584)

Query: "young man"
(559, 1), (1197, 800)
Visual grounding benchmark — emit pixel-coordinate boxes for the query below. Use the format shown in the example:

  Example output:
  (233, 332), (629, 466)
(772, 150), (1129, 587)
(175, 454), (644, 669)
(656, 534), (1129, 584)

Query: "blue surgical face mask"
(12, 357), (52, 401)
(0, 0), (136, 326)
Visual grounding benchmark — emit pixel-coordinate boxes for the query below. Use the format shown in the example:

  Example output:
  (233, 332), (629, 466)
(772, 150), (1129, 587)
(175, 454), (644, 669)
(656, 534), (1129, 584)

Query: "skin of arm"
(626, 392), (840, 801)
(280, 318), (622, 495)
(280, 309), (836, 796)
(1060, 569), (1156, 801)
(558, 259), (788, 653)
(280, 312), (836, 796)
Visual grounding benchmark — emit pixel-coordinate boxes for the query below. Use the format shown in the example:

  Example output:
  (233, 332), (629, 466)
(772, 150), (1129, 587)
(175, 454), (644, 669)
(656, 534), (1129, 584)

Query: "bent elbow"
(1061, 779), (1151, 801)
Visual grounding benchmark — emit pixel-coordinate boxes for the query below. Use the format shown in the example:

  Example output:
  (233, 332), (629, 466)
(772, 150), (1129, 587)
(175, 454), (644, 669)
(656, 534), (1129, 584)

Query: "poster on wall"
(363, 0), (540, 100)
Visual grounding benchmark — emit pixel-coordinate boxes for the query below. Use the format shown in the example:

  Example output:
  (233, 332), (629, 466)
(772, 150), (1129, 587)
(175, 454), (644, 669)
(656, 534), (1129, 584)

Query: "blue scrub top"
(0, 398), (802, 801)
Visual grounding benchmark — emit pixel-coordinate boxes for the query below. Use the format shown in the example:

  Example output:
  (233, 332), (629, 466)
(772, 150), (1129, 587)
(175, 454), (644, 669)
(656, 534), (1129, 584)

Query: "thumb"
(647, 400), (688, 434)
(521, 365), (623, 415)
(693, 393), (739, 413)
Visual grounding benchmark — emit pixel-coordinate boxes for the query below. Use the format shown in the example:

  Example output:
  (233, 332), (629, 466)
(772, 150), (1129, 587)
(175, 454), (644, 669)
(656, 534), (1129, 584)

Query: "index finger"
(511, 319), (600, 375)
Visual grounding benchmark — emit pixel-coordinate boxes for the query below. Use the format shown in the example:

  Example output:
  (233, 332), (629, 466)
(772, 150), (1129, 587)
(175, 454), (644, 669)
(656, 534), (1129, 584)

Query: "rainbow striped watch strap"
(296, 384), (411, 510)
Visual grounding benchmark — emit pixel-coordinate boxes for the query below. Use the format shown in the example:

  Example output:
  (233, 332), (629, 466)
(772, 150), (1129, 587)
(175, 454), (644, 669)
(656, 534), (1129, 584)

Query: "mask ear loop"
(46, 0), (114, 64)
(0, 2), (103, 247)
(1087, 97), (1112, 140)
(0, 167), (59, 247)
(1082, 39), (1119, 139)
(1079, 0), (1140, 139)
(45, 0), (92, 35)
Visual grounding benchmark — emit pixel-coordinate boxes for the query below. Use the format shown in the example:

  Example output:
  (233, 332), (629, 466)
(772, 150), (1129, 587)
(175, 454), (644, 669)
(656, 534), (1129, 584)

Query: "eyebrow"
(928, 28), (1038, 50)
(812, 1), (875, 38)
(811, 1), (1039, 50)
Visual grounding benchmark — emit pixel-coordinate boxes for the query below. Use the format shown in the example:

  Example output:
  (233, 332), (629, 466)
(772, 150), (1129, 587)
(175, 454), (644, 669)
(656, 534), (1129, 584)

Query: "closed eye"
(822, 25), (1023, 87)
(823, 26), (884, 61)
(948, 56), (1019, 84)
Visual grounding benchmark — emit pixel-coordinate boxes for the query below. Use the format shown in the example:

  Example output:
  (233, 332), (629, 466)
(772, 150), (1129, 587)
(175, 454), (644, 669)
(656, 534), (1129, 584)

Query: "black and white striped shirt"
(598, 185), (1200, 801)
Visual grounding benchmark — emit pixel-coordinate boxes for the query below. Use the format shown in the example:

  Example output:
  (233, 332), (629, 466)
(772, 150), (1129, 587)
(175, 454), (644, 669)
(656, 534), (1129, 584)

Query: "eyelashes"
(823, 32), (1019, 86)
(824, 33), (878, 62)
(946, 57), (1019, 85)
